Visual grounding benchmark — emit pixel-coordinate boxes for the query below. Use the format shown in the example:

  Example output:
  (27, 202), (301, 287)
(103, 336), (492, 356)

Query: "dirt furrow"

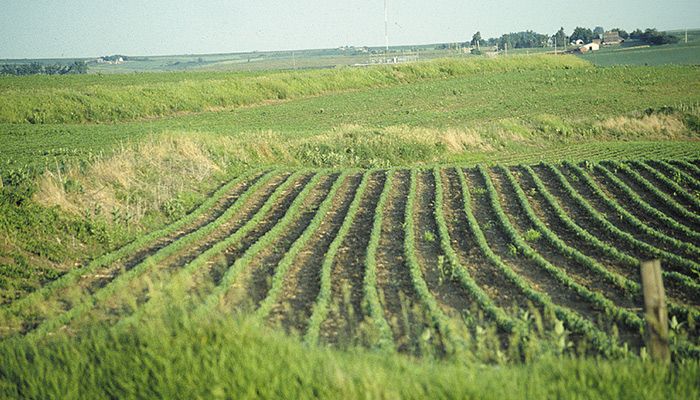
(512, 167), (640, 284)
(530, 165), (696, 307)
(319, 172), (386, 346)
(489, 168), (639, 312)
(463, 167), (608, 329)
(266, 174), (361, 336)
(374, 170), (424, 352)
(413, 170), (472, 319)
(441, 168), (531, 315)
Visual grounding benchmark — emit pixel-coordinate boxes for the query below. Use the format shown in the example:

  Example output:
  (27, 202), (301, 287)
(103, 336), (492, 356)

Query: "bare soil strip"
(512, 167), (641, 285)
(413, 170), (472, 319)
(560, 167), (696, 268)
(91, 173), (314, 321)
(219, 173), (346, 309)
(629, 162), (700, 215)
(530, 165), (697, 306)
(463, 167), (608, 328)
(373, 170), (425, 352)
(319, 172), (386, 346)
(589, 166), (700, 246)
(558, 164), (699, 261)
(266, 174), (361, 336)
(441, 168), (531, 314)
(602, 163), (700, 233)
(489, 168), (639, 312)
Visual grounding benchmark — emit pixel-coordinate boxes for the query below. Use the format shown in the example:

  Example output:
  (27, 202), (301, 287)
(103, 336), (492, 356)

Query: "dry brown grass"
(597, 114), (688, 139)
(34, 133), (229, 224)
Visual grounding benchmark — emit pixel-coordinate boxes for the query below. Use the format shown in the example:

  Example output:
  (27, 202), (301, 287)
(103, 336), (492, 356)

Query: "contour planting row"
(2, 160), (698, 355)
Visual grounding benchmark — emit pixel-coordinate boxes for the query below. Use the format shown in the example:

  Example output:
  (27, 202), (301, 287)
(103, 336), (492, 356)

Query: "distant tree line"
(0, 61), (88, 76)
(454, 25), (680, 53)
(629, 28), (679, 45)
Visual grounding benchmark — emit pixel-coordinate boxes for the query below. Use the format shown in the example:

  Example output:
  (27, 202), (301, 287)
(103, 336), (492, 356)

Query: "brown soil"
(373, 170), (425, 352)
(628, 161), (700, 215)
(319, 172), (386, 346)
(559, 164), (699, 262)
(265, 173), (361, 336)
(220, 173), (346, 310)
(602, 161), (700, 233)
(590, 165), (700, 247)
(530, 165), (698, 307)
(489, 168), (640, 319)
(440, 168), (531, 314)
(413, 170), (472, 319)
(463, 167), (611, 332)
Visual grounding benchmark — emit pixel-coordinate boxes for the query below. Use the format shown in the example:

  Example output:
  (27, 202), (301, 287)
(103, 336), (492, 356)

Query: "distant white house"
(571, 39), (584, 46)
(579, 42), (600, 52)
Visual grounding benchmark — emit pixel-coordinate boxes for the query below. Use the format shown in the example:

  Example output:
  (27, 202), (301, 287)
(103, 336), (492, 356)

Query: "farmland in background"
(1, 52), (699, 398)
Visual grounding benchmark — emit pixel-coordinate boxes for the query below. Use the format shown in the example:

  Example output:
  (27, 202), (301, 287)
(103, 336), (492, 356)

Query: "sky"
(1, 0), (699, 59)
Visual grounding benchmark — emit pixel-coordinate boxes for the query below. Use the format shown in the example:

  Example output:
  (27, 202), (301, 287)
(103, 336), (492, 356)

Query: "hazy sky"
(1, 0), (699, 59)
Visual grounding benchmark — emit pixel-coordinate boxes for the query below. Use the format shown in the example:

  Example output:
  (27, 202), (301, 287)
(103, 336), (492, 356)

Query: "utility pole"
(384, 0), (389, 54)
(686, 29), (689, 44)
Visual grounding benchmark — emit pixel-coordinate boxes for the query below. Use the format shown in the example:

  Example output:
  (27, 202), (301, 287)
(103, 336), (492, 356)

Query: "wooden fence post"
(640, 259), (670, 363)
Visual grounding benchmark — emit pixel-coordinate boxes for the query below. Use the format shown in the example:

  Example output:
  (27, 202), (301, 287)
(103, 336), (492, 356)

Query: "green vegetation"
(1, 54), (699, 398)
(3, 311), (699, 399)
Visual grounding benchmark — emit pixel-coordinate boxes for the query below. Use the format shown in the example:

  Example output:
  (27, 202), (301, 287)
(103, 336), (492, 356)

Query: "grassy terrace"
(1, 54), (699, 398)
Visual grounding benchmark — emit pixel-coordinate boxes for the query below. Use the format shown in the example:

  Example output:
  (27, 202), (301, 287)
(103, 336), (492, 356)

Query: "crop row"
(4, 160), (698, 356)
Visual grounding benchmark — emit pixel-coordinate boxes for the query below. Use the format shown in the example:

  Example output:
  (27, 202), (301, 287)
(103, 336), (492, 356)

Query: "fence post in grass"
(640, 259), (670, 363)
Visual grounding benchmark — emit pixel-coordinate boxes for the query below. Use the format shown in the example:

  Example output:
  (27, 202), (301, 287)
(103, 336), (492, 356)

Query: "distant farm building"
(578, 42), (600, 53)
(603, 31), (625, 45)
(571, 39), (584, 46)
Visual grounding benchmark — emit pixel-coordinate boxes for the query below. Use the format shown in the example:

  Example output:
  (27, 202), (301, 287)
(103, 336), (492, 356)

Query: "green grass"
(2, 59), (699, 173)
(1, 54), (700, 398)
(1, 310), (698, 399)
(577, 30), (700, 66)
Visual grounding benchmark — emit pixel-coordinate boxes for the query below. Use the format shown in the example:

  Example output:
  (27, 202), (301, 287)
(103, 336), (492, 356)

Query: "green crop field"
(1, 54), (700, 398)
(577, 29), (700, 66)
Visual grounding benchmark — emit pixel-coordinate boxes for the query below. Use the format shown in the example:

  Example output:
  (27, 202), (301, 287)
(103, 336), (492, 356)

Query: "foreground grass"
(1, 312), (697, 399)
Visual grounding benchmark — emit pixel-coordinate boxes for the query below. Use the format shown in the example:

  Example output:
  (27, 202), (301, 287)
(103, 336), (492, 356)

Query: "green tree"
(593, 26), (605, 38)
(471, 31), (483, 48)
(552, 27), (566, 48)
(570, 27), (594, 43)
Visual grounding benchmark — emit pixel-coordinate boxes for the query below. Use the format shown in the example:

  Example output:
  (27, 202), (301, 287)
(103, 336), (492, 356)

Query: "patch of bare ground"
(413, 170), (472, 319)
(530, 165), (698, 307)
(463, 167), (613, 332)
(265, 174), (361, 336)
(559, 164), (698, 261)
(372, 170), (425, 352)
(489, 168), (640, 314)
(628, 162), (699, 215)
(221, 173), (346, 310)
(441, 168), (530, 315)
(512, 167), (643, 284)
(93, 172), (311, 321)
(589, 165), (700, 247)
(602, 162), (700, 233)
(319, 172), (385, 346)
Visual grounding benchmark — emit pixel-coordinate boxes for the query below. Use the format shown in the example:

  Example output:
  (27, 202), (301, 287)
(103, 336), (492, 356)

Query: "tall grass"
(0, 55), (589, 124)
(0, 309), (698, 399)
